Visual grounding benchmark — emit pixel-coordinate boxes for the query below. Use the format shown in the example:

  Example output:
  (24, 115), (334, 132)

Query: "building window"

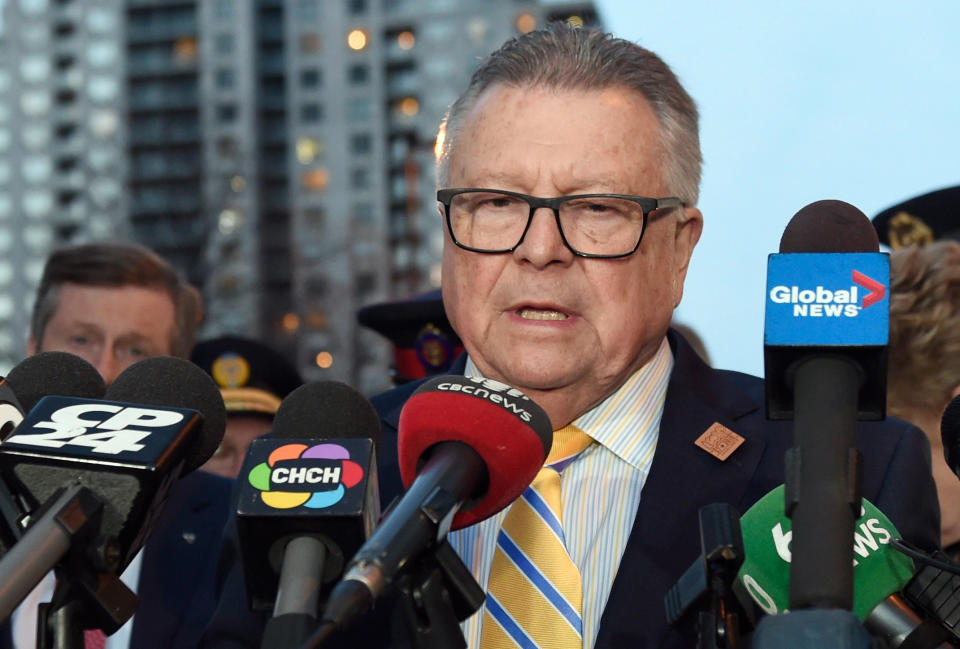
(296, 137), (323, 164)
(216, 136), (237, 157)
(348, 0), (367, 14)
(354, 202), (375, 224)
(215, 0), (234, 19)
(302, 168), (330, 192)
(347, 29), (368, 51)
(20, 57), (50, 83)
(217, 104), (237, 122)
(215, 34), (234, 54)
(216, 69), (235, 89)
(300, 69), (321, 88)
(347, 98), (372, 121)
(296, 0), (319, 20)
(303, 206), (325, 228)
(350, 133), (371, 154)
(87, 41), (118, 68)
(299, 33), (322, 54)
(301, 103), (324, 122)
(350, 167), (369, 190)
(348, 63), (369, 85)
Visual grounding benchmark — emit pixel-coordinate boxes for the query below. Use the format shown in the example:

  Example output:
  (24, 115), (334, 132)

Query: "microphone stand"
(753, 356), (874, 649)
(665, 503), (751, 649)
(0, 482), (136, 648)
(301, 524), (484, 649)
(396, 539), (485, 649)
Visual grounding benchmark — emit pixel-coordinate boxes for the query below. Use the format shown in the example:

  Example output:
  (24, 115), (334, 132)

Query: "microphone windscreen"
(941, 394), (960, 476)
(273, 381), (382, 450)
(5, 351), (105, 412)
(779, 200), (879, 253)
(737, 485), (914, 620)
(105, 356), (226, 473)
(397, 375), (552, 530)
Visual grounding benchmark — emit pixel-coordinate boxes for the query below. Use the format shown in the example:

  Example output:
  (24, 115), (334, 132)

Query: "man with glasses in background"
(201, 23), (940, 649)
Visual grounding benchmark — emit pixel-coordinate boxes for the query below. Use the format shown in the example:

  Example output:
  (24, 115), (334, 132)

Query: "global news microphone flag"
(764, 251), (889, 420)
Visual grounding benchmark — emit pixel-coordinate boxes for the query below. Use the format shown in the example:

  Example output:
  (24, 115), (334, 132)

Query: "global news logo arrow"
(852, 270), (886, 309)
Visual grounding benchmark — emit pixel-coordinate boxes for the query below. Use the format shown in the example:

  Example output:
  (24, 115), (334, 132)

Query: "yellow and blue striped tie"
(480, 425), (595, 649)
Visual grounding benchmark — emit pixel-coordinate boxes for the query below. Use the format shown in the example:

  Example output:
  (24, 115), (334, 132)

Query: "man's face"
(201, 414), (272, 479)
(30, 283), (176, 385)
(441, 84), (702, 426)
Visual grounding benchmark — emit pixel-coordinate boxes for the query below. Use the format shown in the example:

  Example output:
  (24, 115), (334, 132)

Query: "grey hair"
(436, 23), (702, 206)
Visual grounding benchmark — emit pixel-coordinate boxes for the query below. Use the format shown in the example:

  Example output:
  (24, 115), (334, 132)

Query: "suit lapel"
(595, 331), (766, 648)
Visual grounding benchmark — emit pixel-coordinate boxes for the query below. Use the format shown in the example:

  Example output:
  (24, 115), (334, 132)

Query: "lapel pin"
(182, 531), (197, 544)
(695, 422), (745, 461)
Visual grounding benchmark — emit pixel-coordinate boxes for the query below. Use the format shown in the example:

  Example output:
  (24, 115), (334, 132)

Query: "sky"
(589, 1), (960, 376)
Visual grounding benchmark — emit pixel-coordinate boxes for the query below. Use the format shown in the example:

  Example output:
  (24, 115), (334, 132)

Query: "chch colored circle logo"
(247, 443), (364, 509)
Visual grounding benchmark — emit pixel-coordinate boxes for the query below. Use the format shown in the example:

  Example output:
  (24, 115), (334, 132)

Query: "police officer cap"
(872, 185), (960, 249)
(191, 335), (303, 415)
(357, 289), (463, 383)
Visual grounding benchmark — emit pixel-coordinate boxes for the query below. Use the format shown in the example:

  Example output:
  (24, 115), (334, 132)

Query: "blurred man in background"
(28, 242), (202, 386)
(5, 242), (232, 649)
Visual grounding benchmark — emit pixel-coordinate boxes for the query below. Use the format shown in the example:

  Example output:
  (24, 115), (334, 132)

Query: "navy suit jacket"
(0, 469), (233, 649)
(200, 329), (940, 648)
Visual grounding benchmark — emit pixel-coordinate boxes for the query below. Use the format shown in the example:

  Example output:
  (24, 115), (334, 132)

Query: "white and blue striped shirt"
(451, 337), (674, 649)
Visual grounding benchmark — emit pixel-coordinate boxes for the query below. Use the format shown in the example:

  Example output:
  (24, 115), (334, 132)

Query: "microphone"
(320, 374), (553, 634)
(738, 486), (954, 648)
(3, 352), (108, 425)
(103, 356), (227, 474)
(940, 394), (960, 479)
(234, 381), (381, 649)
(0, 356), (226, 628)
(763, 200), (890, 611)
(0, 352), (107, 551)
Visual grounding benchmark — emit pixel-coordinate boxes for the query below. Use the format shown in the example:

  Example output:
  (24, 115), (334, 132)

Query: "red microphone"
(321, 375), (552, 632)
(397, 375), (552, 529)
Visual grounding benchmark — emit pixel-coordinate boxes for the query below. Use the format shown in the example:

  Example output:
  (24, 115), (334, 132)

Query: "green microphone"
(737, 485), (914, 620)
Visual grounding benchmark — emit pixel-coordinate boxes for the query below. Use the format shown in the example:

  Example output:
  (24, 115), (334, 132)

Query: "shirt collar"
(464, 337), (674, 470)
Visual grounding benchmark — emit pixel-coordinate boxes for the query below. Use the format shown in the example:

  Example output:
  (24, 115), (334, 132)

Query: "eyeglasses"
(437, 188), (683, 259)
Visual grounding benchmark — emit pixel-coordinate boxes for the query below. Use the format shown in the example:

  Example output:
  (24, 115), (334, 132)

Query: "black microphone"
(319, 375), (553, 636)
(0, 352), (106, 552)
(234, 381), (381, 649)
(4, 351), (107, 423)
(940, 394), (960, 479)
(763, 200), (890, 612)
(0, 356), (226, 629)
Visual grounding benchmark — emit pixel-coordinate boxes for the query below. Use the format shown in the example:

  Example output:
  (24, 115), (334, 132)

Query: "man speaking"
(201, 23), (940, 649)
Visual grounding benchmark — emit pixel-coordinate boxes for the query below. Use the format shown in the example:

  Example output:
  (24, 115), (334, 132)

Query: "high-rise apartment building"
(0, 0), (130, 371)
(0, 0), (599, 392)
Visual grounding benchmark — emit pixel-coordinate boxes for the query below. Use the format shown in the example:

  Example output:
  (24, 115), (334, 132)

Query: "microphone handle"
(0, 484), (101, 622)
(789, 355), (861, 610)
(259, 535), (328, 649)
(324, 441), (486, 630)
(275, 536), (326, 617)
